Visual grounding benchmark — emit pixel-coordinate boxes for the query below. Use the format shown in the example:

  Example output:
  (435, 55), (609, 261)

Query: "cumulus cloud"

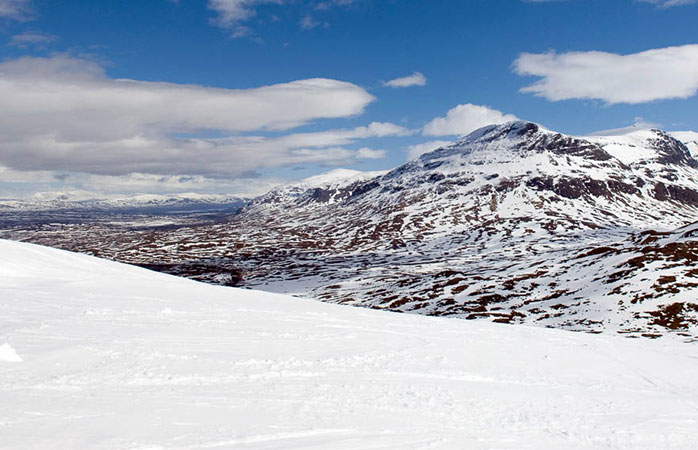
(0, 0), (32, 20)
(383, 72), (427, 88)
(406, 140), (452, 160)
(0, 55), (405, 197)
(514, 44), (698, 104)
(423, 104), (519, 137)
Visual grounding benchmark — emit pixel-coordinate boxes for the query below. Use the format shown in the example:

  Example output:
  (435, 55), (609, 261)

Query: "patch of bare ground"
(644, 303), (698, 330)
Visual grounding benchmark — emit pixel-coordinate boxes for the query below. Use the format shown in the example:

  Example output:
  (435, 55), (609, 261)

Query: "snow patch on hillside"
(584, 129), (664, 164)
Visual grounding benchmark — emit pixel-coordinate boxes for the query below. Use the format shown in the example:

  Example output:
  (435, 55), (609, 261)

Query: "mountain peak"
(459, 120), (546, 144)
(418, 120), (610, 165)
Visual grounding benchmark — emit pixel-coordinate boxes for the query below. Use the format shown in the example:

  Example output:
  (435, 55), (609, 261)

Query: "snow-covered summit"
(250, 168), (387, 207)
(415, 120), (610, 166)
(461, 120), (555, 142)
(298, 168), (388, 188)
(2, 239), (698, 449)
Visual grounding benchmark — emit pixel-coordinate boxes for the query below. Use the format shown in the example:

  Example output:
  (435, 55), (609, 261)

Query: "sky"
(1, 0), (698, 200)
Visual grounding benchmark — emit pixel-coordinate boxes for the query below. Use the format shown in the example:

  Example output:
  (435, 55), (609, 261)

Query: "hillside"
(1, 239), (698, 449)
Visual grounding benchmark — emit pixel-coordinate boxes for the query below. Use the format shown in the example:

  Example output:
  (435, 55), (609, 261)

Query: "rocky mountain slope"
(3, 121), (698, 338)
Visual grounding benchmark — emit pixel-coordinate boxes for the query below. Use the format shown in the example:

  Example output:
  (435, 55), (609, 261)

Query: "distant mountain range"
(3, 121), (698, 339)
(0, 193), (248, 214)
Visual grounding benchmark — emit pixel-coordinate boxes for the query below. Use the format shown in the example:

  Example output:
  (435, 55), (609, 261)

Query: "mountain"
(671, 130), (698, 157)
(0, 192), (248, 214)
(245, 122), (698, 232)
(2, 239), (698, 449)
(3, 121), (698, 338)
(257, 168), (388, 206)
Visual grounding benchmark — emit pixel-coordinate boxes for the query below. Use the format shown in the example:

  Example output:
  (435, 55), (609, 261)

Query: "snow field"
(1, 239), (698, 449)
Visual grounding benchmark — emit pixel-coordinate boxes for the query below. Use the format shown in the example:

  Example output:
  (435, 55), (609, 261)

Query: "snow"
(2, 239), (698, 449)
(671, 131), (698, 158)
(584, 128), (698, 164)
(584, 129), (662, 165)
(298, 168), (388, 188)
(0, 193), (247, 211)
(0, 343), (22, 362)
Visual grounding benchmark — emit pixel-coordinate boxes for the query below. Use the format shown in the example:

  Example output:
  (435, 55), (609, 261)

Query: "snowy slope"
(2, 239), (698, 449)
(257, 168), (388, 207)
(671, 131), (698, 158)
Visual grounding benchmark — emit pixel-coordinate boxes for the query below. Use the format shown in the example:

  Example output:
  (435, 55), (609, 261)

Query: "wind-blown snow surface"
(1, 240), (698, 449)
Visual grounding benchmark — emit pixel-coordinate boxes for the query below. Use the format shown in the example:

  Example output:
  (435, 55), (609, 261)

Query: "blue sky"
(1, 0), (697, 199)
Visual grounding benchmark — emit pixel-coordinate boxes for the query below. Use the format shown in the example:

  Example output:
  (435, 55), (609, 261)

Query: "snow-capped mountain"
(245, 121), (698, 234)
(3, 121), (698, 338)
(257, 168), (387, 206)
(2, 239), (698, 449)
(0, 192), (248, 213)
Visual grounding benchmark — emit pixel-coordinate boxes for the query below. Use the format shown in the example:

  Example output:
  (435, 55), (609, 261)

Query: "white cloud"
(639, 0), (697, 7)
(73, 172), (284, 198)
(406, 140), (452, 161)
(208, 0), (351, 36)
(0, 55), (373, 139)
(274, 122), (412, 149)
(383, 72), (427, 88)
(315, 0), (357, 10)
(0, 166), (55, 183)
(299, 14), (319, 29)
(0, 0), (32, 20)
(356, 147), (386, 159)
(0, 55), (407, 197)
(9, 31), (56, 48)
(514, 44), (698, 104)
(208, 0), (281, 26)
(526, 0), (697, 5)
(0, 168), (285, 200)
(423, 104), (519, 137)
